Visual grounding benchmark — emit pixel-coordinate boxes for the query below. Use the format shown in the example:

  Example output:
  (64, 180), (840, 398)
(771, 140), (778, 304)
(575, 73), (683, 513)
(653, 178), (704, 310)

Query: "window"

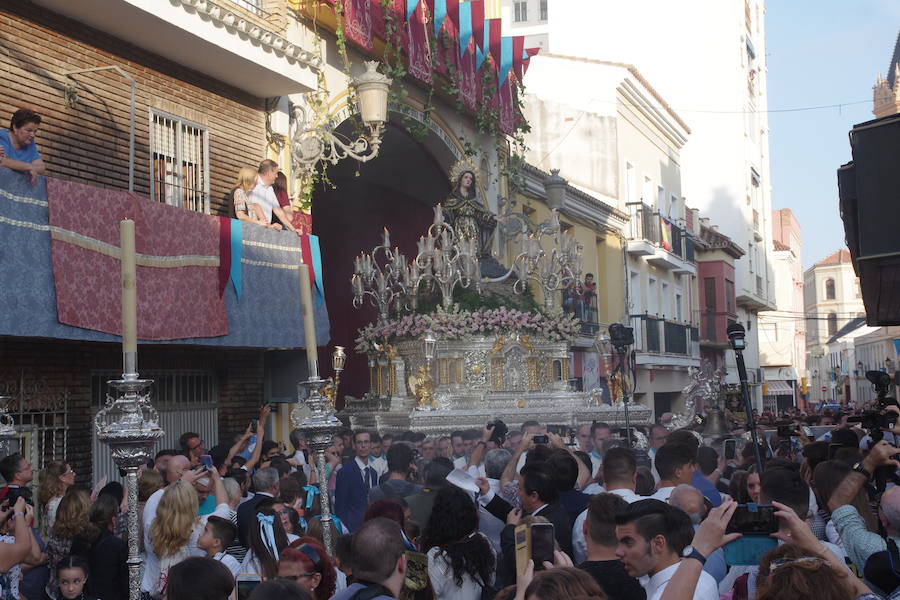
(625, 162), (636, 204)
(643, 176), (653, 205)
(539, 0), (548, 21)
(725, 280), (735, 313)
(661, 281), (670, 318)
(658, 186), (666, 214)
(648, 277), (658, 314)
(748, 242), (754, 272)
(827, 313), (838, 337)
(676, 292), (683, 322)
(151, 110), (210, 213)
(514, 1), (528, 22)
(704, 278), (717, 311)
(825, 278), (836, 300)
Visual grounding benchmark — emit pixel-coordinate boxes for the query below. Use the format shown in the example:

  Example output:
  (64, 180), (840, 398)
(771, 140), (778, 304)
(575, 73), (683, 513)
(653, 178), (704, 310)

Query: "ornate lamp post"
(290, 61), (392, 173)
(94, 220), (164, 600)
(543, 169), (568, 211)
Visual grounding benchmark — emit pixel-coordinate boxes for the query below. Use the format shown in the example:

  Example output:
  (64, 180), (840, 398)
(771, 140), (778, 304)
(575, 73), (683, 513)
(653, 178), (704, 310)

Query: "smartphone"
(726, 504), (779, 535)
(530, 522), (556, 570)
(724, 439), (737, 460)
(533, 434), (550, 445)
(200, 454), (214, 470)
(250, 419), (258, 433)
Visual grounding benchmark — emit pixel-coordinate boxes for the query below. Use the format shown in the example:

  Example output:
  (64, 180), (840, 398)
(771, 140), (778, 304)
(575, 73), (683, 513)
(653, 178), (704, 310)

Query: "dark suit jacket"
(236, 492), (274, 547)
(482, 494), (573, 557)
(335, 460), (369, 533)
(559, 489), (590, 525)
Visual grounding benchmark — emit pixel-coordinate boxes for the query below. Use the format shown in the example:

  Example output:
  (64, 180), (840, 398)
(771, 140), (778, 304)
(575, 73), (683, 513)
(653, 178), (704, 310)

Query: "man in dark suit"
(236, 467), (280, 546)
(478, 462), (572, 553)
(335, 430), (377, 532)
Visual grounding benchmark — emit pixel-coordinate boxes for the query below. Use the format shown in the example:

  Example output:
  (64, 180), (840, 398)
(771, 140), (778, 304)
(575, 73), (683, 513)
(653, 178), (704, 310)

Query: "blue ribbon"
(230, 219), (243, 302)
(433, 0), (447, 37)
(303, 485), (320, 510)
(498, 36), (513, 86)
(257, 513), (280, 560)
(309, 235), (325, 307)
(458, 1), (472, 57)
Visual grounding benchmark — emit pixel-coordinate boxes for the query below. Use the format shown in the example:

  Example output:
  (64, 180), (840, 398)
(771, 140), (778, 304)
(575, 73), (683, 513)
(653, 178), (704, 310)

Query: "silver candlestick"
(0, 397), (17, 454)
(291, 376), (343, 556)
(94, 352), (164, 600)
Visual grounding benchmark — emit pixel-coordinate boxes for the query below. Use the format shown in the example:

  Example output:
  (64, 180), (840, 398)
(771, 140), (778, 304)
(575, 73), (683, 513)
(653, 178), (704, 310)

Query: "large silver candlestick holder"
(0, 397), (17, 455)
(291, 376), (343, 556)
(94, 355), (165, 600)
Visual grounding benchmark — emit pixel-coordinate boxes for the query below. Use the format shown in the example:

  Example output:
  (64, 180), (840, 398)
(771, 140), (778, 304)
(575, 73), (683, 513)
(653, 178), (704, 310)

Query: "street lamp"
(543, 169), (568, 211)
(290, 61), (392, 174)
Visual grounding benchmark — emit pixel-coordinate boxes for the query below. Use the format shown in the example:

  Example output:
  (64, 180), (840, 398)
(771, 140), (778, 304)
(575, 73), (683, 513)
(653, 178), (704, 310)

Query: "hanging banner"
(522, 47), (540, 75)
(343, 0), (374, 51)
(498, 35), (513, 86)
(487, 18), (502, 67)
(458, 1), (472, 56)
(406, 1), (433, 83)
(406, 0), (419, 20)
(512, 36), (525, 81)
(430, 0), (447, 36)
(498, 74), (516, 135)
(458, 39), (478, 110)
(471, 0), (485, 51)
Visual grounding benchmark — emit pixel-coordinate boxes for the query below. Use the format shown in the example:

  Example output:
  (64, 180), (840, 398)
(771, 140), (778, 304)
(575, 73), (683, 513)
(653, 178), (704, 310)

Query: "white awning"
(764, 380), (794, 395)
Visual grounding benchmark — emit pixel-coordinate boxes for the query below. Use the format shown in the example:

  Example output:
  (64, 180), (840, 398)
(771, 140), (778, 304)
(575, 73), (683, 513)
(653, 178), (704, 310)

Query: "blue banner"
(499, 36), (513, 86)
(433, 0), (447, 37)
(407, 0), (419, 20)
(458, 1), (472, 57)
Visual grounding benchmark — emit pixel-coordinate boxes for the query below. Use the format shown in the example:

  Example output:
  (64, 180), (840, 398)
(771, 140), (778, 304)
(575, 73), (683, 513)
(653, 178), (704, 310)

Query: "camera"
(487, 419), (508, 445)
(532, 434), (549, 445)
(608, 323), (634, 348)
(847, 411), (898, 430)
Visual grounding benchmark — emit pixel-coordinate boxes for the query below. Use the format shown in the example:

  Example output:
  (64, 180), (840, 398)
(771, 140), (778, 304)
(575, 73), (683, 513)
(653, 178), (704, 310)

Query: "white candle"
(383, 228), (391, 248)
(298, 263), (318, 378)
(120, 219), (137, 355)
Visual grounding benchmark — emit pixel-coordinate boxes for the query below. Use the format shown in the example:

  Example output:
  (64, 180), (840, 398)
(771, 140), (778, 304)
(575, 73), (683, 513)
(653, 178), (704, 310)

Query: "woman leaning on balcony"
(232, 166), (282, 230)
(0, 109), (46, 186)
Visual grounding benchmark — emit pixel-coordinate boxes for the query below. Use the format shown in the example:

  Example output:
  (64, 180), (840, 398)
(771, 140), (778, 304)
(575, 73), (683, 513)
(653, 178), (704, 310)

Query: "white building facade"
(522, 54), (700, 418)
(503, 0), (776, 409)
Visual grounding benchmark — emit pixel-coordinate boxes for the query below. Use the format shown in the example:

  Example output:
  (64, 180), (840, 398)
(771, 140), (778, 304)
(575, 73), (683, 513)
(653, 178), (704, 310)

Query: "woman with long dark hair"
(421, 486), (495, 599)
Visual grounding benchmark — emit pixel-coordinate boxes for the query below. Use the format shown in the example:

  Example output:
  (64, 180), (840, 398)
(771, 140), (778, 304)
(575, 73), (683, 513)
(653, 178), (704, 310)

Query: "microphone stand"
(614, 343), (633, 447)
(732, 339), (764, 473)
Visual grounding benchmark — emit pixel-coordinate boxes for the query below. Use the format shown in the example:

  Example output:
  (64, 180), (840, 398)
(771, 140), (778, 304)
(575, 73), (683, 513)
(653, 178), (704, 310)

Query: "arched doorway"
(312, 116), (457, 400)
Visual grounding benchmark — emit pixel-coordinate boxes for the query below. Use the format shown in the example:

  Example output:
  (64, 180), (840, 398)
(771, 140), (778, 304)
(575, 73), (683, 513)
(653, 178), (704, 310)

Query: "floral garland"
(355, 306), (580, 353)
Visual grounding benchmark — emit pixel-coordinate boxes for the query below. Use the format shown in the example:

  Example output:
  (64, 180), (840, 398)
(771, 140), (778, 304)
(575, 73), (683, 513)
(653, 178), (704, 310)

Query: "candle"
(383, 228), (391, 248)
(120, 219), (137, 356)
(298, 263), (318, 379)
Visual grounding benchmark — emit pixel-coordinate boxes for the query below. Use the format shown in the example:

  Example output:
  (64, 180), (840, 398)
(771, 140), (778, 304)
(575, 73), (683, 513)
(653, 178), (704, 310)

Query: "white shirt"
(141, 487), (231, 592)
(368, 455), (388, 478)
(356, 457), (378, 488)
(427, 542), (493, 600)
(214, 551), (241, 578)
(646, 561), (718, 600)
(248, 176), (279, 224)
(453, 455), (469, 470)
(572, 488), (645, 563)
(650, 486), (675, 502)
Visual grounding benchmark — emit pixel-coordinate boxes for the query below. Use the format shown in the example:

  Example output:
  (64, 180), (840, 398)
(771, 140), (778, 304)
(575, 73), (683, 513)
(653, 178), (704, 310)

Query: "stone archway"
(312, 115), (460, 400)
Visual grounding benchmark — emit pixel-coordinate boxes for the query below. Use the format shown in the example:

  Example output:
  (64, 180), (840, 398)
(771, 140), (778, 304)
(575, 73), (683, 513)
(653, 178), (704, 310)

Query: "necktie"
(365, 466), (376, 489)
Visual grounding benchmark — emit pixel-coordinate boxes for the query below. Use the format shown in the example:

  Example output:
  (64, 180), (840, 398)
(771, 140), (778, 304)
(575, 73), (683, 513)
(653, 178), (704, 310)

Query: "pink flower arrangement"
(355, 306), (580, 352)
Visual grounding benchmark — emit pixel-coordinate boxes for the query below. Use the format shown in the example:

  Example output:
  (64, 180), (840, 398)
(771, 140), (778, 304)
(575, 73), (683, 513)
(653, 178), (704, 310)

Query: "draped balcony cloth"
(0, 168), (330, 348)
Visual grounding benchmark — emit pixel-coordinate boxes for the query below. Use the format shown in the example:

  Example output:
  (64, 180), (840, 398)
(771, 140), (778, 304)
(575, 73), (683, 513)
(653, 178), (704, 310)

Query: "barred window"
(150, 110), (210, 213)
(539, 0), (547, 21)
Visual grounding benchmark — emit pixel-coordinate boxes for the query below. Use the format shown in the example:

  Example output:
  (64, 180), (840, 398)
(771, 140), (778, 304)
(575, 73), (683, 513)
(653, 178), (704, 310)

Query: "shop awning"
(764, 380), (794, 395)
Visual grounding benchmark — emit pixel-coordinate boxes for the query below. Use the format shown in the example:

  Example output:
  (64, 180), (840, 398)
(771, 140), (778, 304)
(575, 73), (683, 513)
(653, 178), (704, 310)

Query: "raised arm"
(548, 432), (590, 489)
(243, 404), (272, 473)
(0, 498), (35, 573)
(468, 423), (493, 469)
(501, 433), (533, 487)
(226, 423), (254, 468)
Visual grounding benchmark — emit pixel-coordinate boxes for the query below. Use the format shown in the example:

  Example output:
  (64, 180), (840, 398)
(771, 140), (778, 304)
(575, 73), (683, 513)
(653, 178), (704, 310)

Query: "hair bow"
(256, 512), (280, 561)
(303, 485), (321, 510)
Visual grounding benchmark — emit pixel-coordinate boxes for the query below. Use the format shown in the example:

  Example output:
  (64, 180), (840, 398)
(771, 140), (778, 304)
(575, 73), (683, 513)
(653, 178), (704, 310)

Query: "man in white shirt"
(248, 160), (299, 233)
(615, 499), (719, 600)
(573, 446), (645, 563)
(650, 443), (696, 503)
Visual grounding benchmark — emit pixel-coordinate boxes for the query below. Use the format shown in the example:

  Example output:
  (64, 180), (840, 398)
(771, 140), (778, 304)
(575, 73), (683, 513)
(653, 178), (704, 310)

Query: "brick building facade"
(0, 0), (267, 214)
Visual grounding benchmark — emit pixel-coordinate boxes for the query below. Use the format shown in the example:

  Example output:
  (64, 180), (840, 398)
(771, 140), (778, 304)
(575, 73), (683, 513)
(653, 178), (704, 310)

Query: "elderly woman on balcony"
(0, 109), (46, 186)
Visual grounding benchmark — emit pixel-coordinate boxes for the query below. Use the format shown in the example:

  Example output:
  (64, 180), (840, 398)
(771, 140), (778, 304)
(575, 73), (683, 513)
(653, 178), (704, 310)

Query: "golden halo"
(449, 157), (482, 192)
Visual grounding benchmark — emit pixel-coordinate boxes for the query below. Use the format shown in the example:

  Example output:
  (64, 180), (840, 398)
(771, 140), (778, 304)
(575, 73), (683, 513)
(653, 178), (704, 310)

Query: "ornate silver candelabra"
(352, 228), (410, 324)
(410, 206), (480, 310)
(511, 211), (583, 313)
(94, 352), (164, 600)
(291, 348), (346, 557)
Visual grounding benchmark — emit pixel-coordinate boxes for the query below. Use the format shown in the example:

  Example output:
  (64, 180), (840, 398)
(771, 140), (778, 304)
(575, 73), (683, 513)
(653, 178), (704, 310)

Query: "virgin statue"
(442, 170), (497, 260)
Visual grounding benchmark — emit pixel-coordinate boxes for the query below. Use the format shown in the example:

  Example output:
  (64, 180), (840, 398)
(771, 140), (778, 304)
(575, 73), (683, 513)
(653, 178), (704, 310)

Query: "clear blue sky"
(766, 1), (900, 268)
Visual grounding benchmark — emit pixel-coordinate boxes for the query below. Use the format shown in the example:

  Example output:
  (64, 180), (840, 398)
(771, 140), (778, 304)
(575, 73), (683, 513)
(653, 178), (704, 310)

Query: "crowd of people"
(2, 400), (900, 600)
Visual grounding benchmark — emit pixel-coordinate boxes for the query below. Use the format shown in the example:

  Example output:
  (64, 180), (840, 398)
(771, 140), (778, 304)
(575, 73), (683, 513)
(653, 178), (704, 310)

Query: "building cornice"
(180, 0), (321, 70)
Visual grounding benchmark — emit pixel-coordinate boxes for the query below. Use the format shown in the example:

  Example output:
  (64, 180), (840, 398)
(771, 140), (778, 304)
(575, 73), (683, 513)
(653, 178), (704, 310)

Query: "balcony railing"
(630, 314), (696, 357)
(627, 203), (660, 244)
(756, 275), (764, 297)
(627, 203), (696, 266)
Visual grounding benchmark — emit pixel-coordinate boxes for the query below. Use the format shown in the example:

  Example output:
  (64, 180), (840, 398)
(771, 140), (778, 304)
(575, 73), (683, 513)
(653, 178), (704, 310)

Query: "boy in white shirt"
(198, 515), (241, 578)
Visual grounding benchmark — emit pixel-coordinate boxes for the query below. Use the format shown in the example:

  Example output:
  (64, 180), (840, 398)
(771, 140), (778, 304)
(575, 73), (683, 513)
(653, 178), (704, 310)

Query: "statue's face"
(460, 172), (473, 188)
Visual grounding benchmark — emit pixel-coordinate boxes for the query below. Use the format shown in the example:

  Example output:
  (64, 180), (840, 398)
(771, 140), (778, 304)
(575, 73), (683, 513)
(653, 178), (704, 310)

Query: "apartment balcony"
(32, 0), (319, 96)
(630, 314), (700, 368)
(626, 203), (697, 275)
(0, 169), (329, 349)
(699, 309), (736, 350)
